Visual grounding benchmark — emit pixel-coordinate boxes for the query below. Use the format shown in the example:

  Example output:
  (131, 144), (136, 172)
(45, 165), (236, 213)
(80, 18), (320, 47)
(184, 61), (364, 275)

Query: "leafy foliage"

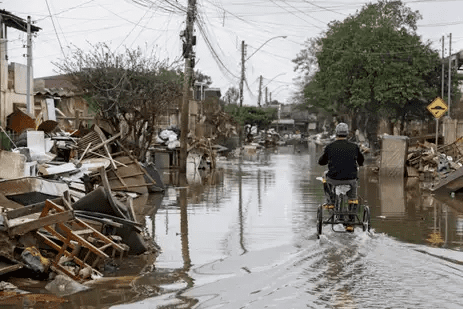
(294, 0), (457, 124)
(224, 104), (277, 129)
(54, 42), (183, 160)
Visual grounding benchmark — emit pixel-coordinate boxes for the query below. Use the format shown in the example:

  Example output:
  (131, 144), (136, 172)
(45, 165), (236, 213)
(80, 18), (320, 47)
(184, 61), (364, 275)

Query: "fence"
(443, 118), (463, 145)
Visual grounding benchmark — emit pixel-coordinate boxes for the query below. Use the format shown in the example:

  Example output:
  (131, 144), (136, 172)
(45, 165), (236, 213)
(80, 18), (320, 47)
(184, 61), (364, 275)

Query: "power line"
(35, 0), (97, 22)
(115, 2), (156, 51)
(44, 0), (66, 57)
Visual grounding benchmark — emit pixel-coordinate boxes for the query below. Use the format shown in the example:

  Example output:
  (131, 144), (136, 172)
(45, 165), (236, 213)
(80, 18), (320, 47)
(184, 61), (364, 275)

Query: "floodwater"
(6, 142), (463, 308)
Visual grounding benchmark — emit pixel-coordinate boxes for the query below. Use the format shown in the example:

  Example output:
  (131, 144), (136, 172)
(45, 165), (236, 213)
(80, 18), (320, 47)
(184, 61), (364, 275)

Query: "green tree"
(294, 0), (458, 145)
(224, 104), (277, 129)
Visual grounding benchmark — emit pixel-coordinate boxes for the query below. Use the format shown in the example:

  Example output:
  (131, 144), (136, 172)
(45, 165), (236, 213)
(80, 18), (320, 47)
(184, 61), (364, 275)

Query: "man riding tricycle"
(316, 122), (371, 237)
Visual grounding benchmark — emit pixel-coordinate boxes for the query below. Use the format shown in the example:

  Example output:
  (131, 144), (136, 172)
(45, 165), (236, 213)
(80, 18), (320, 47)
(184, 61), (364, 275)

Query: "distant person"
(318, 122), (364, 230)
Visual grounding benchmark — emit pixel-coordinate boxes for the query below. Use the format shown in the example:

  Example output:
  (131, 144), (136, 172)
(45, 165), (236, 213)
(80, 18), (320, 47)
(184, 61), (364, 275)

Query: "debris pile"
(406, 138), (463, 180)
(0, 124), (164, 290)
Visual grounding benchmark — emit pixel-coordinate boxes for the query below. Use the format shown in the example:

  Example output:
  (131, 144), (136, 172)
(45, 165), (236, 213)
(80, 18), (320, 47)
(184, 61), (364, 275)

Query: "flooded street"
(17, 143), (463, 308)
(108, 142), (463, 309)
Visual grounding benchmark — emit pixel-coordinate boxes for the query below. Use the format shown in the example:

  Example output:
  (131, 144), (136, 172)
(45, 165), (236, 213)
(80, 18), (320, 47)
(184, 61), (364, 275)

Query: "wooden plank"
(56, 222), (109, 259)
(74, 229), (94, 235)
(85, 150), (128, 167)
(4, 197), (63, 220)
(127, 197), (137, 223)
(94, 125), (117, 170)
(8, 211), (73, 236)
(116, 141), (157, 186)
(0, 263), (23, 276)
(110, 184), (150, 190)
(73, 218), (125, 251)
(76, 142), (92, 164)
(114, 172), (128, 188)
(107, 172), (144, 180)
(43, 225), (77, 251)
(88, 132), (122, 154)
(5, 204), (46, 220)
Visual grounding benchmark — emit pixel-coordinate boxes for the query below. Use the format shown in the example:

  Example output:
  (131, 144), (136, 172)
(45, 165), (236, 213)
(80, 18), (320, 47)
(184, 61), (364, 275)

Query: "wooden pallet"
(38, 198), (128, 281)
(2, 196), (127, 282)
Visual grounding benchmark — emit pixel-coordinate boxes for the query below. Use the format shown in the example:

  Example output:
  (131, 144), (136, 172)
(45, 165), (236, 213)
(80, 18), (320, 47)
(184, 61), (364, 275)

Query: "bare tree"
(54, 43), (183, 161)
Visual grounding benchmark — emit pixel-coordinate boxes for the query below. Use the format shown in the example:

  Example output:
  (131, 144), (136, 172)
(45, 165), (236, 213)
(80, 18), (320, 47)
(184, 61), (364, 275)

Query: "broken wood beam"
(94, 125), (117, 170)
(77, 142), (92, 165)
(88, 132), (122, 154)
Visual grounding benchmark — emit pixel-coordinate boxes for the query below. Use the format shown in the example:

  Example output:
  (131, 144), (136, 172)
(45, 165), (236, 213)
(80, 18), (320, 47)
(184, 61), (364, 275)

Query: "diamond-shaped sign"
(427, 97), (448, 119)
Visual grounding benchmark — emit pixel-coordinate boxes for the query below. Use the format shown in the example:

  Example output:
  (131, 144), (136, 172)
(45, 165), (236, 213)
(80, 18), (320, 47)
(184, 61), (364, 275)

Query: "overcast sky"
(3, 0), (463, 105)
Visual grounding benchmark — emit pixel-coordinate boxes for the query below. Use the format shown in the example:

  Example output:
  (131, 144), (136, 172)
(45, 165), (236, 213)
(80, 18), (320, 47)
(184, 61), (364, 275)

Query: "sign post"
(427, 97), (448, 147)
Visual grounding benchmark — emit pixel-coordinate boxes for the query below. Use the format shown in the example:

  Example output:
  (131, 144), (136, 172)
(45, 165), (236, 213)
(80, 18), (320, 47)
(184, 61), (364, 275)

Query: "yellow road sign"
(427, 97), (448, 119)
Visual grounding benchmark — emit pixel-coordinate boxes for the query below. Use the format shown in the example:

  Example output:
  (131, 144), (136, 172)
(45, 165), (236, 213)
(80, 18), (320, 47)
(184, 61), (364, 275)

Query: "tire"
(317, 205), (323, 238)
(362, 205), (371, 232)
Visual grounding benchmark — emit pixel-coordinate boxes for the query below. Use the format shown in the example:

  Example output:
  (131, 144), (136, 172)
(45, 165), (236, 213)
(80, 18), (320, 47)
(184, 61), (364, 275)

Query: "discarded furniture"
(380, 135), (409, 177)
(0, 177), (69, 206)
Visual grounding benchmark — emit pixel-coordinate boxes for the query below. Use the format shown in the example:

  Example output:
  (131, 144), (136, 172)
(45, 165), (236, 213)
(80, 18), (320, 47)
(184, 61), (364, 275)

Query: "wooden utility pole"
(239, 40), (245, 107)
(441, 35), (445, 100)
(26, 16), (32, 116)
(257, 75), (262, 107)
(265, 87), (268, 105)
(179, 0), (197, 173)
(448, 33), (452, 117)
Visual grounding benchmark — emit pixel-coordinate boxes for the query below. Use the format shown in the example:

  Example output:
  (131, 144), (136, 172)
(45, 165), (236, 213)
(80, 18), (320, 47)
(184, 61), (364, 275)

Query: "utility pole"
(257, 75), (262, 107)
(441, 35), (445, 100)
(269, 92), (272, 104)
(448, 33), (452, 117)
(265, 87), (268, 105)
(26, 16), (32, 116)
(179, 0), (197, 173)
(239, 40), (245, 107)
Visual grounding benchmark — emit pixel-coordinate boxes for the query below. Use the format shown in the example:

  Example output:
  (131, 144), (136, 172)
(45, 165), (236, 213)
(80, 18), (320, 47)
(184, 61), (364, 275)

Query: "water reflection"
(378, 176), (406, 216)
(359, 168), (463, 250)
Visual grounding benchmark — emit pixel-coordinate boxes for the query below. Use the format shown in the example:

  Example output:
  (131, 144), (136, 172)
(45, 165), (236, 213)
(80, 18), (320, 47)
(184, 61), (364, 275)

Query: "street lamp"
(258, 73), (286, 106)
(240, 35), (287, 107)
(246, 35), (288, 61)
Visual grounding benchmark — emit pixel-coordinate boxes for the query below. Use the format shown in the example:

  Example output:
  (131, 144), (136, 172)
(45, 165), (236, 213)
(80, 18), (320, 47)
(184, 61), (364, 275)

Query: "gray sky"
(4, 0), (463, 105)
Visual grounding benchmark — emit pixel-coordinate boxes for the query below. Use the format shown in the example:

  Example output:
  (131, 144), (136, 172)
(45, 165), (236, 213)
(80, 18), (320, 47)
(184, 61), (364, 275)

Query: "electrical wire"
(44, 0), (66, 58)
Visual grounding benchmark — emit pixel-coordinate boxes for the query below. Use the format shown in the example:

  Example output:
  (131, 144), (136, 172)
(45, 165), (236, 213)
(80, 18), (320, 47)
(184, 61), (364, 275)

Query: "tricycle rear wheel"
(362, 205), (371, 232)
(317, 205), (323, 238)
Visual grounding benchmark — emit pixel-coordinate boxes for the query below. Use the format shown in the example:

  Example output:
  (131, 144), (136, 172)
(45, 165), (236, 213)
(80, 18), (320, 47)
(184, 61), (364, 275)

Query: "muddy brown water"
(4, 142), (463, 308)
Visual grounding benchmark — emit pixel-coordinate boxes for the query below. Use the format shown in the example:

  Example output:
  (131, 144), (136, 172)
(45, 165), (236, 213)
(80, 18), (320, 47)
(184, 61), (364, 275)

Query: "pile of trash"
(406, 138), (463, 180)
(0, 124), (165, 292)
(155, 126), (181, 150)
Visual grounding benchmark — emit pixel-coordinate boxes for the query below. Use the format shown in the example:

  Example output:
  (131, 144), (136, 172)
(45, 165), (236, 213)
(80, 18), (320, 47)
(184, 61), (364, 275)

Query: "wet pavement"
(6, 142), (463, 308)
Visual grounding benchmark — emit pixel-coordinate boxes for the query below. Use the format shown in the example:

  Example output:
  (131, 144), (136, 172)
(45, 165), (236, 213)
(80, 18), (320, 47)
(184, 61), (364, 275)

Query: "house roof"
(34, 88), (76, 97)
(0, 10), (41, 33)
(205, 88), (221, 98)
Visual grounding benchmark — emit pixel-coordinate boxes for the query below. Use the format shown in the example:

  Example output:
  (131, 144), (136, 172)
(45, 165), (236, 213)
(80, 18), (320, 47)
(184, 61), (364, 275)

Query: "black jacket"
(318, 139), (364, 180)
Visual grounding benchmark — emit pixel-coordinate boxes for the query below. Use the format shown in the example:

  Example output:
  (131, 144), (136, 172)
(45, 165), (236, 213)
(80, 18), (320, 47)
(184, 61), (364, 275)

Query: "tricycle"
(316, 175), (371, 238)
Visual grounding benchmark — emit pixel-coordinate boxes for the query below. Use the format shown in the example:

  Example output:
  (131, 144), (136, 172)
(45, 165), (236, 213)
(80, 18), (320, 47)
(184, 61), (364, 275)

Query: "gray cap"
(335, 122), (349, 137)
